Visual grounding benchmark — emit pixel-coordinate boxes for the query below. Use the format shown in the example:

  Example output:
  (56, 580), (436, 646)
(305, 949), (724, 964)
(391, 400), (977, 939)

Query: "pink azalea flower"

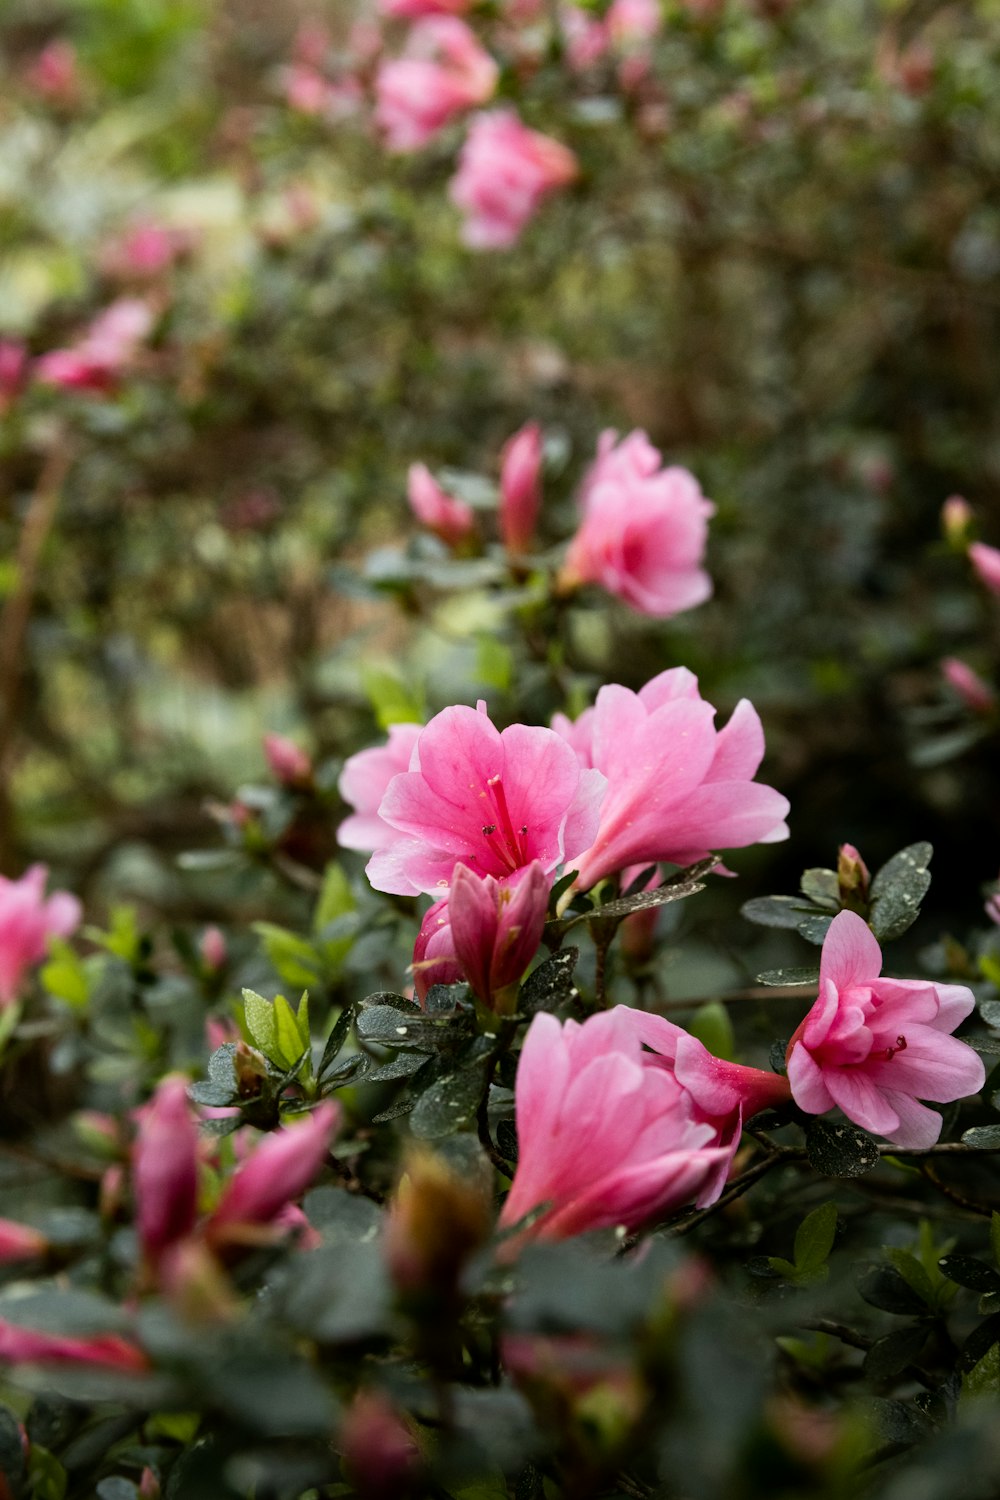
(786, 910), (985, 1148)
(263, 731), (313, 786)
(0, 865), (81, 1006)
(941, 657), (995, 715)
(380, 0), (472, 13)
(561, 5), (610, 71)
(101, 221), (189, 280)
(0, 1321), (147, 1370)
(499, 421), (543, 555)
(969, 540), (1000, 596)
(35, 298), (154, 395)
(413, 861), (549, 1010)
(24, 40), (81, 106)
(338, 722), (423, 852)
(407, 462), (476, 547)
(552, 667), (789, 890)
(559, 430), (714, 618)
(133, 1076), (199, 1265)
(199, 926), (228, 973)
(0, 1219), (47, 1262)
(375, 19), (498, 153)
(449, 109), (578, 250)
(340, 1390), (422, 1500)
(607, 0), (662, 47)
(207, 1104), (339, 1241)
(0, 340), (29, 412)
(498, 1008), (735, 1244)
(365, 702), (607, 897)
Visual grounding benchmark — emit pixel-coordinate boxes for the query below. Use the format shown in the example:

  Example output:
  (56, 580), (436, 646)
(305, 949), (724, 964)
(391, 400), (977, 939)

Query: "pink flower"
(498, 1008), (735, 1244)
(414, 861), (549, 1010)
(449, 109), (578, 250)
(0, 865), (81, 1006)
(499, 422), (543, 555)
(375, 19), (497, 153)
(406, 463), (476, 547)
(101, 221), (188, 280)
(133, 1076), (199, 1265)
(0, 1220), (47, 1262)
(786, 910), (985, 1148)
(607, 0), (662, 47)
(338, 722), (423, 852)
(559, 430), (714, 618)
(263, 732), (313, 786)
(35, 298), (154, 394)
(25, 40), (81, 105)
(552, 667), (789, 889)
(207, 1104), (339, 1241)
(0, 1322), (146, 1371)
(412, 896), (464, 1002)
(200, 926), (228, 973)
(380, 0), (472, 13)
(941, 658), (995, 715)
(969, 541), (1000, 596)
(0, 340), (29, 412)
(340, 1390), (421, 1500)
(365, 702), (607, 897)
(562, 6), (610, 71)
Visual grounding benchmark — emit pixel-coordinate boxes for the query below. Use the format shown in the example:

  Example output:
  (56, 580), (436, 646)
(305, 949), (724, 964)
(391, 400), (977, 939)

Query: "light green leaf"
(253, 922), (322, 990)
(40, 940), (90, 1011)
(272, 992), (310, 1073)
(794, 1201), (837, 1275)
(363, 667), (423, 730)
(314, 863), (355, 934)
(687, 1001), (735, 1062)
(243, 988), (276, 1056)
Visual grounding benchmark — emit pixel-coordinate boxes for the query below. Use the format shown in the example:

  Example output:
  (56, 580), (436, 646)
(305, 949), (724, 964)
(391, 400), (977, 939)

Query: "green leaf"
(688, 1001), (735, 1063)
(243, 988), (276, 1056)
(271, 992), (311, 1073)
(962, 1341), (1000, 1401)
(794, 1201), (838, 1275)
(89, 906), (143, 964)
(937, 1255), (1000, 1293)
(27, 1443), (67, 1500)
(799, 868), (840, 909)
(863, 1325), (928, 1382)
(961, 1125), (1000, 1149)
(518, 949), (579, 1015)
(476, 634), (513, 692)
(869, 842), (932, 942)
(806, 1117), (880, 1177)
(858, 1265), (929, 1315)
(252, 922), (322, 991)
(741, 895), (816, 929)
(992, 1212), (1000, 1271)
(318, 1005), (353, 1081)
(756, 967), (821, 988)
(409, 1063), (487, 1140)
(363, 667), (423, 730)
(313, 862), (355, 934)
(887, 1248), (936, 1306)
(40, 940), (90, 1010)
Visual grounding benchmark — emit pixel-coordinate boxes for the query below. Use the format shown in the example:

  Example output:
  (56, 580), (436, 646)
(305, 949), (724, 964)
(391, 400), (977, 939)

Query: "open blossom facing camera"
(786, 910), (985, 1148)
(0, 865), (81, 1006)
(338, 722), (423, 852)
(553, 667), (789, 890)
(375, 18), (497, 152)
(559, 430), (714, 618)
(366, 702), (607, 896)
(449, 109), (578, 250)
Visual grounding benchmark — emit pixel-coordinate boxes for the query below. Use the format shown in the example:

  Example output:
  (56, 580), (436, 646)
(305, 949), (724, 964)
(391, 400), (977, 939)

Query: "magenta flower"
(0, 1321), (147, 1371)
(380, 0), (471, 14)
(263, 732), (313, 786)
(35, 298), (154, 395)
(786, 910), (985, 1148)
(375, 19), (497, 153)
(366, 702), (607, 896)
(0, 864), (81, 1006)
(559, 430), (714, 618)
(552, 667), (789, 890)
(133, 1075), (200, 1266)
(970, 540), (1000, 595)
(499, 421), (543, 555)
(338, 722), (423, 852)
(207, 1104), (339, 1241)
(406, 463), (476, 548)
(498, 1008), (735, 1245)
(414, 861), (549, 1011)
(449, 109), (578, 250)
(941, 657), (995, 715)
(412, 895), (464, 1002)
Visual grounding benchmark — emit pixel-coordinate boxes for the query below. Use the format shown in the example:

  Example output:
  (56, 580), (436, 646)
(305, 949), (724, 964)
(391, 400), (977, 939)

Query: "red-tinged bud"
(970, 541), (1000, 596)
(99, 1164), (126, 1224)
(448, 861), (549, 1014)
(0, 341), (29, 412)
(986, 878), (1000, 928)
(199, 925), (227, 973)
(384, 1148), (492, 1298)
(942, 494), (973, 548)
(837, 843), (870, 906)
(73, 1110), (122, 1158)
(234, 1040), (269, 1097)
(139, 1468), (161, 1500)
(133, 1076), (199, 1265)
(412, 897), (463, 1004)
(206, 1104), (339, 1243)
(0, 1320), (147, 1371)
(406, 464), (476, 549)
(942, 658), (995, 716)
(159, 1239), (238, 1323)
(340, 1390), (421, 1500)
(0, 1220), (46, 1263)
(499, 422), (543, 556)
(263, 733), (313, 788)
(25, 40), (82, 106)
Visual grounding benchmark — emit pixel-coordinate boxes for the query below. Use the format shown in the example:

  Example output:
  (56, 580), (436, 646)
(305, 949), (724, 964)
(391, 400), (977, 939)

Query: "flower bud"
(199, 925), (227, 973)
(942, 658), (995, 715)
(340, 1390), (421, 1500)
(942, 494), (973, 547)
(0, 1220), (47, 1263)
(139, 1468), (161, 1500)
(970, 540), (1000, 596)
(207, 1104), (339, 1244)
(407, 464), (476, 549)
(263, 733), (313, 787)
(448, 861), (549, 1014)
(836, 843), (870, 906)
(384, 1148), (492, 1297)
(499, 422), (543, 556)
(133, 1075), (199, 1265)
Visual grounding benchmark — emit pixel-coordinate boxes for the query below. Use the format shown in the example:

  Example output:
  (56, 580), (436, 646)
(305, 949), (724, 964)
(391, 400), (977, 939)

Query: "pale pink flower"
(414, 861), (549, 1010)
(552, 667), (789, 890)
(786, 910), (985, 1148)
(449, 110), (578, 250)
(101, 221), (188, 280)
(406, 463), (476, 547)
(561, 6), (610, 71)
(0, 1219), (47, 1262)
(412, 896), (464, 1002)
(207, 1104), (339, 1240)
(366, 702), (607, 897)
(941, 657), (995, 715)
(0, 340), (29, 412)
(608, 0), (662, 46)
(133, 1076), (199, 1265)
(263, 732), (313, 786)
(340, 1390), (421, 1500)
(499, 422), (543, 555)
(498, 1008), (735, 1244)
(560, 430), (714, 618)
(35, 298), (154, 394)
(0, 865), (81, 1006)
(970, 541), (1000, 596)
(375, 19), (498, 152)
(338, 722), (423, 852)
(0, 1321), (146, 1370)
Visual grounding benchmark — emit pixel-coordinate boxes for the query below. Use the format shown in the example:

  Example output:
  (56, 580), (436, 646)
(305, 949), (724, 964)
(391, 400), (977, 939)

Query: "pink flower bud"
(200, 925), (228, 973)
(0, 1321), (146, 1371)
(985, 878), (1000, 927)
(133, 1076), (200, 1264)
(263, 732), (313, 786)
(499, 422), (543, 555)
(449, 109), (578, 250)
(0, 340), (29, 412)
(0, 864), (81, 1007)
(207, 1104), (339, 1240)
(101, 221), (189, 280)
(412, 896), (464, 1003)
(0, 1220), (47, 1263)
(380, 0), (472, 16)
(837, 843), (870, 903)
(139, 1468), (161, 1500)
(941, 494), (973, 547)
(340, 1391), (421, 1499)
(25, 40), (81, 105)
(35, 298), (154, 395)
(406, 463), (476, 548)
(448, 861), (549, 1012)
(942, 658), (995, 715)
(970, 541), (1000, 596)
(384, 1148), (492, 1294)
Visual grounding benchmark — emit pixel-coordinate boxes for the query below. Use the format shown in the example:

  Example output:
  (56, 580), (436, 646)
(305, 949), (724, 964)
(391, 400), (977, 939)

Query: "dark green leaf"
(937, 1255), (1000, 1292)
(806, 1118), (879, 1177)
(96, 1481), (139, 1500)
(863, 1325), (928, 1382)
(794, 1202), (838, 1273)
(978, 998), (1000, 1029)
(362, 1052), (429, 1084)
(423, 982), (470, 1016)
(741, 896), (817, 930)
(409, 1063), (487, 1139)
(799, 868), (840, 909)
(756, 967), (821, 988)
(317, 1005), (353, 1080)
(869, 842), (932, 942)
(960, 1313), (1000, 1372)
(797, 914), (835, 945)
(496, 1119), (518, 1165)
(961, 1125), (1000, 1148)
(355, 1005), (443, 1051)
(769, 1040), (789, 1075)
(857, 1266), (929, 1316)
(519, 949), (579, 1016)
(865, 1397), (929, 1447)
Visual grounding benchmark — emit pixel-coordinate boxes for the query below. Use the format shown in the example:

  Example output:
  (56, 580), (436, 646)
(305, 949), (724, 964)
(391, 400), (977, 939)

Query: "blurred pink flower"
(0, 864), (81, 1006)
(499, 421), (543, 555)
(381, 0), (472, 13)
(449, 109), (578, 249)
(366, 702), (607, 897)
(35, 298), (154, 394)
(0, 1219), (47, 1263)
(375, 19), (497, 152)
(552, 667), (789, 889)
(498, 1008), (734, 1245)
(207, 1104), (339, 1241)
(406, 463), (476, 547)
(786, 910), (985, 1148)
(340, 1390), (421, 1500)
(0, 1321), (146, 1371)
(338, 722), (423, 852)
(263, 732), (313, 786)
(608, 0), (662, 46)
(561, 6), (610, 71)
(0, 340), (29, 412)
(969, 541), (1000, 596)
(25, 40), (81, 105)
(559, 430), (714, 617)
(101, 221), (189, 280)
(941, 657), (995, 715)
(200, 926), (228, 974)
(414, 861), (549, 1010)
(133, 1076), (199, 1265)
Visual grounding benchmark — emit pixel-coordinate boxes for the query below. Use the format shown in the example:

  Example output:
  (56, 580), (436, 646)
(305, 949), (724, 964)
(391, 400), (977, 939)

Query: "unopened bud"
(263, 733), (313, 788)
(340, 1390), (421, 1500)
(138, 1467), (161, 1500)
(199, 925), (227, 973)
(384, 1148), (492, 1297)
(0, 1219), (47, 1264)
(837, 844), (870, 906)
(160, 1239), (237, 1323)
(942, 494), (973, 548)
(99, 1164), (126, 1224)
(234, 1040), (269, 1097)
(942, 658), (995, 716)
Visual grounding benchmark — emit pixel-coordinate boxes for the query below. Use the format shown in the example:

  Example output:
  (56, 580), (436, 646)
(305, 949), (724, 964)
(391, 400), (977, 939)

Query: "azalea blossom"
(365, 702), (607, 897)
(263, 732), (313, 786)
(412, 895), (464, 1001)
(559, 430), (714, 618)
(499, 421), (544, 555)
(941, 657), (995, 715)
(413, 860), (549, 1010)
(133, 1076), (200, 1266)
(338, 722), (423, 852)
(0, 1321), (146, 1371)
(0, 865), (81, 1006)
(552, 667), (789, 890)
(969, 540), (1000, 595)
(35, 298), (154, 394)
(449, 109), (578, 250)
(375, 19), (497, 153)
(786, 910), (985, 1148)
(406, 463), (476, 547)
(206, 1104), (339, 1243)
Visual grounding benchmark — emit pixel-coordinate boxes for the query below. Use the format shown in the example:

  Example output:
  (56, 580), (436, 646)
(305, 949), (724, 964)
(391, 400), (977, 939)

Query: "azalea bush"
(2, 0), (1000, 1497)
